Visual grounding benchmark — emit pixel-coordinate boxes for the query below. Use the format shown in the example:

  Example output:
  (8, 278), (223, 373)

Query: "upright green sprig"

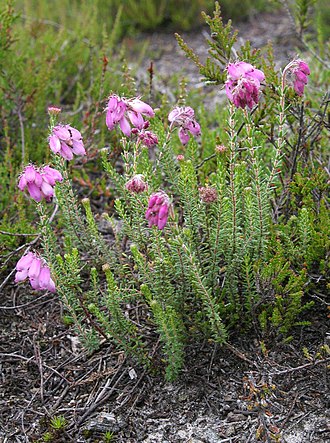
(243, 109), (268, 256)
(227, 104), (239, 258)
(267, 65), (289, 190)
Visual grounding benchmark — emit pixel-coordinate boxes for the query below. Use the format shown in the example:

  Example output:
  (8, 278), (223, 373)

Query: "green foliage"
(103, 431), (115, 443)
(316, 0), (330, 43)
(280, 0), (330, 54)
(0, 0), (135, 269)
(293, 0), (317, 37)
(37, 415), (68, 442)
(4, 0), (329, 381)
(50, 415), (67, 431)
(175, 2), (263, 85)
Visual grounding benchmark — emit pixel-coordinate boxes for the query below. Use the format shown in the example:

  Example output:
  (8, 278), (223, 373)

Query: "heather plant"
(0, 0), (138, 261)
(8, 1), (330, 380)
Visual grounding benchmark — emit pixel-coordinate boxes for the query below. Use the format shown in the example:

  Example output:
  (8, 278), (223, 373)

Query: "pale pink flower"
(199, 186), (218, 203)
(145, 191), (171, 230)
(225, 61), (265, 109)
(106, 95), (155, 137)
(49, 124), (86, 160)
(125, 175), (148, 193)
(286, 59), (310, 96)
(18, 164), (63, 202)
(132, 128), (158, 147)
(15, 252), (56, 293)
(168, 106), (201, 145)
(215, 145), (227, 154)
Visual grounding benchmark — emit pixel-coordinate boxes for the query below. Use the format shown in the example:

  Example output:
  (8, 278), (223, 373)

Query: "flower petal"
(53, 125), (70, 141)
(15, 269), (29, 282)
(28, 258), (42, 279)
(72, 140), (86, 156)
(119, 116), (131, 137)
(38, 266), (51, 289)
(47, 278), (56, 293)
(16, 252), (35, 271)
(129, 98), (155, 117)
(178, 128), (190, 145)
(25, 166), (36, 183)
(41, 181), (54, 198)
(18, 174), (27, 191)
(127, 110), (144, 129)
(27, 182), (42, 202)
(49, 135), (61, 153)
(60, 142), (74, 161)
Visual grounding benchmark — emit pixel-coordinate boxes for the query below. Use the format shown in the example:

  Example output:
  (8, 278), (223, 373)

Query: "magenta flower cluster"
(131, 126), (159, 148)
(106, 95), (155, 137)
(168, 106), (201, 145)
(225, 61), (265, 109)
(18, 165), (63, 202)
(145, 191), (171, 230)
(288, 60), (310, 96)
(49, 125), (86, 161)
(15, 252), (56, 293)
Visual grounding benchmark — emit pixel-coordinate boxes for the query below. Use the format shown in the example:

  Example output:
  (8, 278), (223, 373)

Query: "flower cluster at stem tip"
(105, 95), (155, 137)
(225, 61), (265, 109)
(287, 59), (311, 96)
(18, 165), (63, 202)
(49, 124), (86, 161)
(131, 124), (159, 148)
(15, 252), (56, 293)
(125, 175), (148, 193)
(145, 191), (171, 230)
(199, 186), (218, 203)
(168, 106), (201, 145)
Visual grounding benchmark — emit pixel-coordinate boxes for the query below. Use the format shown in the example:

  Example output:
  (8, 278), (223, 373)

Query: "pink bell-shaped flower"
(14, 252), (56, 293)
(145, 191), (171, 230)
(168, 106), (201, 145)
(105, 95), (155, 137)
(225, 61), (265, 109)
(49, 124), (86, 160)
(285, 59), (310, 96)
(18, 165), (63, 202)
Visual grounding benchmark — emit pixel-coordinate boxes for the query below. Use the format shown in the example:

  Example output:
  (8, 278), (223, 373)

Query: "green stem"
(228, 104), (237, 256)
(243, 109), (264, 255)
(267, 69), (288, 190)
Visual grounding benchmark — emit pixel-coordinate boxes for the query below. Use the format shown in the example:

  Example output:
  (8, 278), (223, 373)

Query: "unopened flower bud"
(47, 106), (62, 116)
(125, 175), (148, 193)
(215, 145), (227, 153)
(177, 154), (185, 161)
(199, 186), (218, 203)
